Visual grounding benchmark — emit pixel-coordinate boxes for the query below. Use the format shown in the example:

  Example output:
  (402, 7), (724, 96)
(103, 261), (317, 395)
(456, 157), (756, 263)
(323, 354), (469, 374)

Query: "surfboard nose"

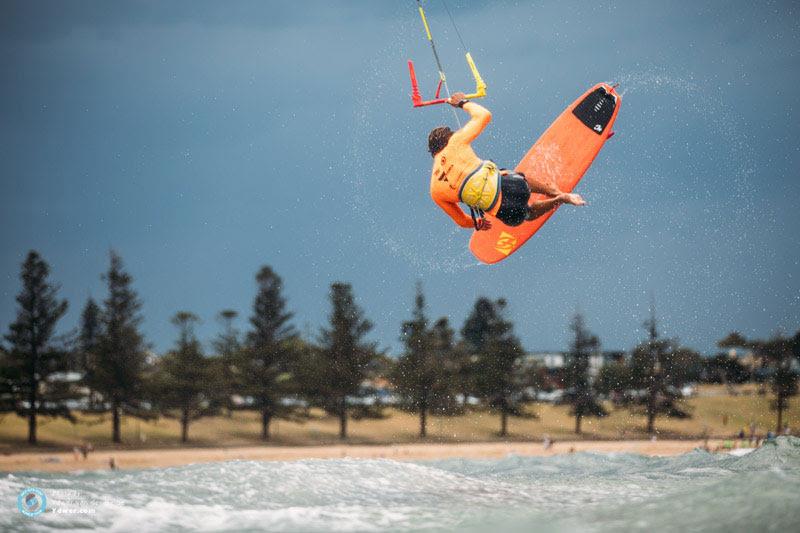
(572, 85), (618, 135)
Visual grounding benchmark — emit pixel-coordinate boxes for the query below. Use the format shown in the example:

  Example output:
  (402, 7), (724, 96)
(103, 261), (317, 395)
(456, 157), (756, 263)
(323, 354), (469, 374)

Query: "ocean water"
(2, 437), (798, 532)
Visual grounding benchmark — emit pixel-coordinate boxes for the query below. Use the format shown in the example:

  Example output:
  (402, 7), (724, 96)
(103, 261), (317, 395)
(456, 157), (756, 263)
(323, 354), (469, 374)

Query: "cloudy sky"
(1, 0), (798, 355)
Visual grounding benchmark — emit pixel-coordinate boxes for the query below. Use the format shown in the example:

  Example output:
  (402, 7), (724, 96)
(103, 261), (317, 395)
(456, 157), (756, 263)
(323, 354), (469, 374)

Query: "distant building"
(521, 350), (627, 386)
(521, 351), (565, 370)
(46, 371), (83, 383)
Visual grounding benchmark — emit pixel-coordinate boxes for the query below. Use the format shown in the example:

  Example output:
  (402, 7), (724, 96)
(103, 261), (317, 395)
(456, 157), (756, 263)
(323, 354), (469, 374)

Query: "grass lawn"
(1, 385), (796, 451)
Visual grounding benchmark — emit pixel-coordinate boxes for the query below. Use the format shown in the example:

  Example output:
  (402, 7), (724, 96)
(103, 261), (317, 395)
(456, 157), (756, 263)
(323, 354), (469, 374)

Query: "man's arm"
(448, 93), (492, 145)
(434, 197), (491, 230)
(434, 197), (475, 228)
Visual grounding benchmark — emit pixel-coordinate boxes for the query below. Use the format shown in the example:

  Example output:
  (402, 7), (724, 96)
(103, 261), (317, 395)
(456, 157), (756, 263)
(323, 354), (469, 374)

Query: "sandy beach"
(0, 439), (732, 472)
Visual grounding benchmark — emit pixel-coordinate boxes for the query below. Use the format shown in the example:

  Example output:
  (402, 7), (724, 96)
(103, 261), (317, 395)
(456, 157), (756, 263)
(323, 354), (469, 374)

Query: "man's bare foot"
(558, 193), (586, 206)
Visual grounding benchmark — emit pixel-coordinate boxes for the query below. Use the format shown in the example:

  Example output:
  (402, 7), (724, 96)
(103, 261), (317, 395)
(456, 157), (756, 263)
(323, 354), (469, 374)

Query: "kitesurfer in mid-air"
(428, 92), (586, 231)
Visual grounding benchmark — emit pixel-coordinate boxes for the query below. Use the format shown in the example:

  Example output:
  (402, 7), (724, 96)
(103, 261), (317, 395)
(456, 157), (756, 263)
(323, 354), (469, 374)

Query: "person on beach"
(428, 92), (586, 231)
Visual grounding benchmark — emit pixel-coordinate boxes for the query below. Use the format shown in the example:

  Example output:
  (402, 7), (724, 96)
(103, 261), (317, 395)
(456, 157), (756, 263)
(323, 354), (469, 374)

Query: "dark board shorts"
(495, 173), (531, 227)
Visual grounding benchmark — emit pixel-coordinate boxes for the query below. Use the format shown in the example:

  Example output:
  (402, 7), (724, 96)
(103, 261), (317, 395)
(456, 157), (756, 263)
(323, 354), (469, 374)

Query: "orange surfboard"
(470, 83), (621, 264)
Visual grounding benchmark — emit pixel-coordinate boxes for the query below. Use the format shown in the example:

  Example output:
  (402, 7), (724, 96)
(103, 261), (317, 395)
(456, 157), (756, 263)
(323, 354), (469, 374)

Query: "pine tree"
(764, 336), (797, 434)
(78, 297), (101, 409)
(0, 345), (16, 414)
(155, 312), (219, 443)
(428, 317), (461, 415)
(393, 284), (440, 437)
(212, 309), (241, 416)
(238, 266), (297, 440)
(90, 250), (150, 443)
(748, 335), (797, 434)
(718, 331), (757, 383)
(462, 297), (526, 437)
(564, 312), (606, 434)
(727, 333), (798, 433)
(595, 359), (630, 404)
(450, 339), (476, 411)
(317, 282), (378, 439)
(629, 305), (697, 434)
(3, 251), (73, 444)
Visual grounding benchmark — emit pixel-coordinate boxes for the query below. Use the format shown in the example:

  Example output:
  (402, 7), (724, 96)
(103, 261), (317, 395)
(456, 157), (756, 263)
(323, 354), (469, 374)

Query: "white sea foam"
(1, 437), (798, 532)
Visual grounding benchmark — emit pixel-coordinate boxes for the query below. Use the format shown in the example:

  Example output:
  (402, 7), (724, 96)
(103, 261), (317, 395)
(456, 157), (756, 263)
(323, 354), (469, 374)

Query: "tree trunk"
(776, 398), (783, 434)
(261, 409), (272, 441)
(339, 397), (347, 439)
(181, 409), (189, 443)
(575, 412), (582, 434)
(28, 381), (37, 445)
(500, 408), (508, 437)
(419, 405), (427, 438)
(112, 403), (121, 443)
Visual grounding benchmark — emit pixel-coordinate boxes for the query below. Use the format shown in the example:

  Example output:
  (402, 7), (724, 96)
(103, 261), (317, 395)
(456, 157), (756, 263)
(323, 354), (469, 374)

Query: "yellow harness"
(458, 160), (500, 212)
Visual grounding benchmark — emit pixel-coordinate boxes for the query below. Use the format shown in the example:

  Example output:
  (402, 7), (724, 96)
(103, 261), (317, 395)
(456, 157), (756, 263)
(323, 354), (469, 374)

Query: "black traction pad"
(572, 87), (616, 135)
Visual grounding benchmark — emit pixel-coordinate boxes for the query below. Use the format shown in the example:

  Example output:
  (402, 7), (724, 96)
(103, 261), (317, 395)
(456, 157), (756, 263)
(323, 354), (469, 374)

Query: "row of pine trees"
(1, 250), (797, 445)
(1, 251), (379, 444)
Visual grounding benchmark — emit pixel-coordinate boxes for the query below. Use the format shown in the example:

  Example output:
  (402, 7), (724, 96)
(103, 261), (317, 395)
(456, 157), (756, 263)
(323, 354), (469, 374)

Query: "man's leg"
(524, 192), (586, 221)
(520, 171), (561, 197)
(516, 171), (585, 205)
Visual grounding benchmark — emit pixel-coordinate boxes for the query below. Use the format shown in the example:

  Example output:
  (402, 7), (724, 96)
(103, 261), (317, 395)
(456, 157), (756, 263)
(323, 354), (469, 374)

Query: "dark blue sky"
(2, 1), (799, 356)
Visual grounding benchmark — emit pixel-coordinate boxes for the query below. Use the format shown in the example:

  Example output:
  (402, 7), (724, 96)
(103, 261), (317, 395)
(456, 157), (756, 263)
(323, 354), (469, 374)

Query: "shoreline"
(0, 439), (733, 473)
